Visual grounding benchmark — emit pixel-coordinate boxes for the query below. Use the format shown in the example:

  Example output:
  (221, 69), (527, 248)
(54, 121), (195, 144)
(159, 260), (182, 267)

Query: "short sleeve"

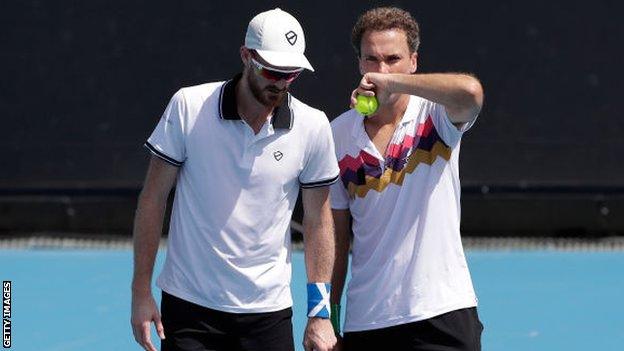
(330, 178), (350, 210)
(430, 102), (477, 148)
(299, 114), (340, 188)
(144, 89), (187, 167)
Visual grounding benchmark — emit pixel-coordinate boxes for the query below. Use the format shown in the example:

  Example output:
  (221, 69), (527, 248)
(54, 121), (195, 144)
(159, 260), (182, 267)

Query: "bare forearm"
(132, 157), (179, 295)
(302, 186), (335, 283)
(303, 211), (335, 282)
(388, 73), (483, 122)
(132, 195), (167, 295)
(330, 209), (350, 305)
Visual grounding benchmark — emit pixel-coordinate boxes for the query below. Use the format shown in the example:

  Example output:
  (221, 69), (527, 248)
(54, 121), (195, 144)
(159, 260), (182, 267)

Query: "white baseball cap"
(245, 8), (314, 71)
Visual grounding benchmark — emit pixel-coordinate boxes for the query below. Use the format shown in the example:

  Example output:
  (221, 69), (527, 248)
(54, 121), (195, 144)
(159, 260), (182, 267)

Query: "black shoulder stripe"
(300, 174), (339, 188)
(144, 142), (184, 167)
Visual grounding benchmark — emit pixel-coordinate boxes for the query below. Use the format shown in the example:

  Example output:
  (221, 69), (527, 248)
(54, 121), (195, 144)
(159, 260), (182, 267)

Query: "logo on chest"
(273, 151), (284, 161)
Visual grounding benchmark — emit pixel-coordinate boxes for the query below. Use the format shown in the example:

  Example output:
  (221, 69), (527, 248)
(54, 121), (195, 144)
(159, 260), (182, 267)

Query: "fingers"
(303, 320), (336, 351)
(131, 321), (142, 347)
(132, 324), (141, 344)
(154, 313), (166, 340)
(131, 293), (163, 350)
(303, 327), (313, 351)
(131, 321), (156, 351)
(359, 74), (376, 90)
(358, 75), (376, 96)
(350, 74), (377, 108)
(131, 312), (162, 351)
(350, 88), (376, 108)
(305, 342), (331, 351)
(302, 338), (312, 351)
(349, 90), (358, 108)
(303, 341), (323, 351)
(303, 326), (317, 351)
(141, 321), (158, 351)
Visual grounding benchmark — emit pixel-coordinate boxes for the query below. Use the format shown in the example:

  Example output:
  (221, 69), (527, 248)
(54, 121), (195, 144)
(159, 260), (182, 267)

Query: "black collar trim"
(218, 73), (293, 129)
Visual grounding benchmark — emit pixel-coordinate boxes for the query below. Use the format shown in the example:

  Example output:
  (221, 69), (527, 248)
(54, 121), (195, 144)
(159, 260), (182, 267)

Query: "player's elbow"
(452, 78), (483, 123)
(463, 76), (484, 112)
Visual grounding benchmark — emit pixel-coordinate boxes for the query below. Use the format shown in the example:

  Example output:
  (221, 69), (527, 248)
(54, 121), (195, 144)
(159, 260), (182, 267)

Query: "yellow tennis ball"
(354, 95), (379, 116)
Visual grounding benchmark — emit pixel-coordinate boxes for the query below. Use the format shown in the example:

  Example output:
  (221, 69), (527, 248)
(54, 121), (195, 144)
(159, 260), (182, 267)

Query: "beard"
(247, 71), (288, 107)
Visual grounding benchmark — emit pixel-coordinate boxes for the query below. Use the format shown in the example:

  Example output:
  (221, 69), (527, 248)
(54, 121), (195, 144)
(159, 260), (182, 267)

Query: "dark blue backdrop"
(1, 1), (622, 234)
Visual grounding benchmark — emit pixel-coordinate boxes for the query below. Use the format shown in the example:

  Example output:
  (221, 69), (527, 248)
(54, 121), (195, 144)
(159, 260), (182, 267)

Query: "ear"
(240, 46), (251, 65)
(358, 56), (365, 75)
(410, 52), (418, 74)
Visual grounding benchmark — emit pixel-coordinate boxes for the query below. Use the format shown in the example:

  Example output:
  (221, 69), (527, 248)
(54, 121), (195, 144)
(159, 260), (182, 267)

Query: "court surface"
(1, 248), (623, 350)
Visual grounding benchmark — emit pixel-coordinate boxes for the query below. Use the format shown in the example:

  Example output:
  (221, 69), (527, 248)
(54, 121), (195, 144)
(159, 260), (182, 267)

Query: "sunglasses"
(250, 58), (303, 82)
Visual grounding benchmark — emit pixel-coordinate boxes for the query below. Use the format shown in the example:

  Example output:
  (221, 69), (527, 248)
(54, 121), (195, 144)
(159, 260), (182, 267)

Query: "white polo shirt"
(330, 95), (478, 332)
(146, 74), (339, 313)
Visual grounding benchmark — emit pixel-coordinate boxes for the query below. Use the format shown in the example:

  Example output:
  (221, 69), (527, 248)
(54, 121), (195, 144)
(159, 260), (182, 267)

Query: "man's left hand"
(303, 317), (338, 351)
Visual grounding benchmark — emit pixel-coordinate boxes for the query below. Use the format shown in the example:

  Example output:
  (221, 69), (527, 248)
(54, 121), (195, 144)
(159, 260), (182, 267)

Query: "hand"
(350, 72), (392, 108)
(303, 317), (338, 351)
(131, 291), (165, 351)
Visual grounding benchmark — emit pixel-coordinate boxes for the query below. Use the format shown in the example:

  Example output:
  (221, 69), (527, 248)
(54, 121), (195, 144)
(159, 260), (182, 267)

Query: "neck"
(365, 94), (410, 128)
(235, 76), (274, 130)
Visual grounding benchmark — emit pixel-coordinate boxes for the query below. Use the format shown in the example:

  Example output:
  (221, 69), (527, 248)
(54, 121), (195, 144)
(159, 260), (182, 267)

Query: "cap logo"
(285, 31), (297, 46)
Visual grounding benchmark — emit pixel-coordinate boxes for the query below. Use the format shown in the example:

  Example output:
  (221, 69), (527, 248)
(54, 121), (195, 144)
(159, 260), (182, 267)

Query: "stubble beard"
(247, 72), (288, 108)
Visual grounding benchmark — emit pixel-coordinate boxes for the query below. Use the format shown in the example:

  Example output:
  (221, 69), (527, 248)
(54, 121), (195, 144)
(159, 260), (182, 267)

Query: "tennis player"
(131, 8), (339, 351)
(329, 7), (484, 350)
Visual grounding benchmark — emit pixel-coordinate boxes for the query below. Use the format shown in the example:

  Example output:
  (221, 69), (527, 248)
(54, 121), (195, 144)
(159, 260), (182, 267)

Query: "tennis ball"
(354, 95), (379, 116)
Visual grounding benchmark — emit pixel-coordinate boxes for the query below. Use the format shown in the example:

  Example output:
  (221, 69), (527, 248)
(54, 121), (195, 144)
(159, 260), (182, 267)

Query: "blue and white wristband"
(307, 283), (331, 318)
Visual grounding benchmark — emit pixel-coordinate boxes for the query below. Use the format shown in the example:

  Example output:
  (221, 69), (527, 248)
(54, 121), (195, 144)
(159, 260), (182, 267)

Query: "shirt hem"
(343, 297), (478, 332)
(157, 281), (293, 314)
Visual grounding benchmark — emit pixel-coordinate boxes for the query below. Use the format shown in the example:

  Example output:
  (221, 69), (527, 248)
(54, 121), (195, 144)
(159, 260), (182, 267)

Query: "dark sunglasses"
(250, 58), (303, 82)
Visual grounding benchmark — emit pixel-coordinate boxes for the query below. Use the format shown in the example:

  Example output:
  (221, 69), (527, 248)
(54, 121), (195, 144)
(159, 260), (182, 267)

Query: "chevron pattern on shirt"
(338, 116), (451, 198)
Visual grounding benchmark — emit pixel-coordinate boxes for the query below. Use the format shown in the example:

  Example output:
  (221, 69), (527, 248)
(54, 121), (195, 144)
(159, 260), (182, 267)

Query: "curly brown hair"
(351, 7), (420, 57)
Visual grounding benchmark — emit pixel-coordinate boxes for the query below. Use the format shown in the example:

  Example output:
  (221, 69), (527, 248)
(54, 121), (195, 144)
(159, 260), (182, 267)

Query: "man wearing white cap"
(131, 8), (339, 351)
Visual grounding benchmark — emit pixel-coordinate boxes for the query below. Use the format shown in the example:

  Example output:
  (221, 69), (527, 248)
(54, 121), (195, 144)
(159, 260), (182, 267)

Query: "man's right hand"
(131, 291), (165, 351)
(350, 72), (393, 108)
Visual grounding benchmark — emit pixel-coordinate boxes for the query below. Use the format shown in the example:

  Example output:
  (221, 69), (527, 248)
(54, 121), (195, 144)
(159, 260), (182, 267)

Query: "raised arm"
(301, 185), (338, 351)
(131, 156), (179, 351)
(353, 72), (484, 124)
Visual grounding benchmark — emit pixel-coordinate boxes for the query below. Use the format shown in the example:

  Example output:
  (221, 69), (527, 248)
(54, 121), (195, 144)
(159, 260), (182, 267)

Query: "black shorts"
(161, 292), (295, 351)
(343, 307), (483, 351)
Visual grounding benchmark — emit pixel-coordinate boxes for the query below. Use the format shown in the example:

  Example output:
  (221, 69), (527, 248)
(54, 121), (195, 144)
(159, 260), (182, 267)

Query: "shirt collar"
(350, 96), (418, 137)
(400, 95), (418, 124)
(218, 73), (294, 129)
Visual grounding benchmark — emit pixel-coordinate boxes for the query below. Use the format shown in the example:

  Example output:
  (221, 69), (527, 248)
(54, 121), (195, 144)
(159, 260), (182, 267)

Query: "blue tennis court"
(1, 248), (623, 350)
